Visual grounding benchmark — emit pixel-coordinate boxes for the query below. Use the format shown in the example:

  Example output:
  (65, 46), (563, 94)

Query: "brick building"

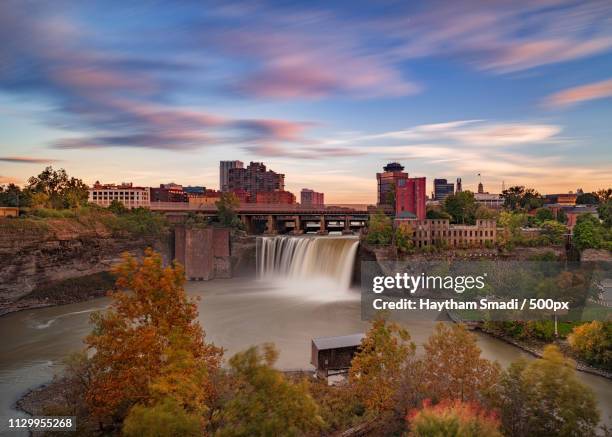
(150, 183), (187, 203)
(394, 219), (497, 248)
(255, 190), (296, 204)
(228, 162), (285, 202)
(396, 176), (426, 220)
(219, 160), (243, 192)
(301, 188), (324, 207)
(377, 162), (408, 208)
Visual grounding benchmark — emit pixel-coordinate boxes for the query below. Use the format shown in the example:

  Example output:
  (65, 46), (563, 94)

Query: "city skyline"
(1, 1), (612, 203)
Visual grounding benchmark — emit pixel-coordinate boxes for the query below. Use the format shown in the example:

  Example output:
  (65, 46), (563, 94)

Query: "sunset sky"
(1, 0), (611, 203)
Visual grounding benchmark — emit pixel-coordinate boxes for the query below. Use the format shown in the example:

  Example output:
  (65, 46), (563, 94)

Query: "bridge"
(150, 202), (372, 234)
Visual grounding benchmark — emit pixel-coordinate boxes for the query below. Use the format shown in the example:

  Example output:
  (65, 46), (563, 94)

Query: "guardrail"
(149, 201), (371, 214)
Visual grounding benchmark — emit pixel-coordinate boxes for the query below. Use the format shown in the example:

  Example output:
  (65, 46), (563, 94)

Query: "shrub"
(407, 399), (502, 437)
(568, 321), (612, 369)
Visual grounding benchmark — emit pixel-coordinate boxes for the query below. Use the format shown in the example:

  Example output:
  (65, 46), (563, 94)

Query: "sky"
(0, 0), (611, 204)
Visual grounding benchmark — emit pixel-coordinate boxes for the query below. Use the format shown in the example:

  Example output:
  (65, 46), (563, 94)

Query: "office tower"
(219, 160), (243, 192)
(377, 162), (408, 207)
(227, 161), (285, 202)
(433, 178), (454, 201)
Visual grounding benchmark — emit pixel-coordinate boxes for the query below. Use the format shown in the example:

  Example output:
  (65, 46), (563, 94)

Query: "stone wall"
(174, 227), (233, 280)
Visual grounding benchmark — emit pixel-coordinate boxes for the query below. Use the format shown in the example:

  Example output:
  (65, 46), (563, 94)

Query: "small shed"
(311, 333), (365, 377)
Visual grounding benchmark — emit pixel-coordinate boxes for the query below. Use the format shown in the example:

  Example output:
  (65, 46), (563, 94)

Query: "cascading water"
(257, 235), (360, 291)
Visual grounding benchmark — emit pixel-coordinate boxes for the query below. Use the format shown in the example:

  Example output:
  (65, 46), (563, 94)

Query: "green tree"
(0, 183), (31, 207)
(498, 211), (527, 246)
(108, 199), (128, 215)
(576, 192), (599, 205)
(215, 192), (243, 229)
(572, 215), (603, 251)
(27, 166), (89, 209)
(493, 345), (599, 437)
(366, 211), (393, 245)
(596, 188), (612, 203)
(407, 399), (502, 437)
(540, 220), (567, 244)
(426, 208), (452, 220)
(349, 315), (416, 416)
(123, 398), (202, 437)
(444, 191), (477, 224)
(557, 208), (568, 224)
(502, 186), (543, 211)
(420, 324), (500, 403)
(475, 206), (498, 220)
(568, 321), (611, 369)
(535, 207), (554, 223)
(215, 344), (324, 437)
(597, 200), (612, 228)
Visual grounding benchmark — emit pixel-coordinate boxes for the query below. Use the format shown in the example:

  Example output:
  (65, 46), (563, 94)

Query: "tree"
(366, 211), (393, 245)
(535, 207), (554, 223)
(85, 249), (223, 428)
(498, 211), (527, 247)
(108, 199), (128, 215)
(395, 222), (414, 253)
(349, 315), (416, 415)
(444, 191), (477, 224)
(596, 188), (611, 203)
(568, 321), (611, 369)
(215, 343), (324, 437)
(420, 324), (500, 403)
(0, 183), (30, 207)
(475, 206), (498, 220)
(407, 399), (502, 437)
(576, 192), (599, 205)
(123, 398), (202, 437)
(502, 186), (543, 211)
(572, 214), (603, 251)
(26, 166), (89, 209)
(493, 345), (599, 437)
(557, 208), (568, 224)
(540, 220), (567, 245)
(215, 192), (243, 229)
(426, 208), (451, 220)
(598, 200), (612, 228)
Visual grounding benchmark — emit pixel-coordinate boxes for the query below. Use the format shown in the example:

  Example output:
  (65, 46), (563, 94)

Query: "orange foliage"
(85, 248), (223, 424)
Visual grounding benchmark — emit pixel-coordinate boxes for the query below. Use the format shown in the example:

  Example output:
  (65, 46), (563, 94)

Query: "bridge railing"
(149, 201), (372, 214)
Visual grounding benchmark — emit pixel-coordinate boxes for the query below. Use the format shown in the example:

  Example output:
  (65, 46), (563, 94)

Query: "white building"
(474, 192), (503, 209)
(89, 182), (150, 208)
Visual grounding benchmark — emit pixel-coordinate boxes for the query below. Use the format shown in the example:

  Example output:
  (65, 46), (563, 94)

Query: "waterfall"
(257, 236), (359, 290)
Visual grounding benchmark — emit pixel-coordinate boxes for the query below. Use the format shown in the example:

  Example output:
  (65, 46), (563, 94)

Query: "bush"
(366, 211), (393, 245)
(407, 399), (502, 437)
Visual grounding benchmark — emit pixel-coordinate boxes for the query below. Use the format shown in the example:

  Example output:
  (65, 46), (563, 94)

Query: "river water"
(0, 278), (610, 430)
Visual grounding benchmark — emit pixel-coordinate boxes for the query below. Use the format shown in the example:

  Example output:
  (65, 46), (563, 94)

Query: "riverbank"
(473, 323), (612, 380)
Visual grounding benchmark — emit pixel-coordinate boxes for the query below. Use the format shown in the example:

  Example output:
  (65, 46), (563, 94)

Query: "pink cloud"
(543, 78), (612, 108)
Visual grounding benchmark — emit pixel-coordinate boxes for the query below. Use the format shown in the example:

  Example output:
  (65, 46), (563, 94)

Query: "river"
(0, 235), (610, 434)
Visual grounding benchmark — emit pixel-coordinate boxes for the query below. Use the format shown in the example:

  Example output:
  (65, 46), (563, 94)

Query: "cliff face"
(0, 218), (170, 315)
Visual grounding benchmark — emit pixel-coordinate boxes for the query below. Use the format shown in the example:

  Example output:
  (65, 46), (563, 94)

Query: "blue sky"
(0, 0), (611, 203)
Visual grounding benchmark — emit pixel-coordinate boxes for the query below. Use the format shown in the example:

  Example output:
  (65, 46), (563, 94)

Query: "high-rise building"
(301, 188), (324, 207)
(219, 160), (243, 192)
(377, 162), (408, 207)
(228, 161), (285, 202)
(456, 178), (462, 192)
(396, 176), (426, 220)
(433, 178), (454, 201)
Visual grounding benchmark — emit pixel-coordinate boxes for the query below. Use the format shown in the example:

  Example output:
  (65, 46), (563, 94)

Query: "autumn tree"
(568, 321), (611, 369)
(493, 345), (599, 437)
(85, 249), (223, 430)
(349, 314), (416, 416)
(395, 222), (414, 253)
(214, 343), (324, 437)
(366, 211), (393, 245)
(420, 323), (500, 403)
(215, 192), (243, 229)
(406, 399), (502, 437)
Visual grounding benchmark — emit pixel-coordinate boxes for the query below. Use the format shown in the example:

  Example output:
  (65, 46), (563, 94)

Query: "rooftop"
(312, 333), (365, 351)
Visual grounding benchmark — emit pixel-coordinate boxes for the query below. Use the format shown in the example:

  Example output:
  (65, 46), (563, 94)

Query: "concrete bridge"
(150, 202), (370, 234)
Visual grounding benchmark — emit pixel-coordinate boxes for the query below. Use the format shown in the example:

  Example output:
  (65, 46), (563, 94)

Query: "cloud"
(0, 156), (58, 163)
(543, 78), (612, 108)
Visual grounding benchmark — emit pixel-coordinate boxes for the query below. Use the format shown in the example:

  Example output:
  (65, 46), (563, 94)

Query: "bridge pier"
(266, 215), (277, 234)
(241, 215), (253, 234)
(318, 215), (327, 235)
(293, 215), (303, 234)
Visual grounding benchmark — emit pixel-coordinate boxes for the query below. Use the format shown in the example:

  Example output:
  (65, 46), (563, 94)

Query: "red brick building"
(396, 176), (426, 220)
(301, 188), (324, 207)
(255, 190), (296, 204)
(376, 162), (408, 208)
